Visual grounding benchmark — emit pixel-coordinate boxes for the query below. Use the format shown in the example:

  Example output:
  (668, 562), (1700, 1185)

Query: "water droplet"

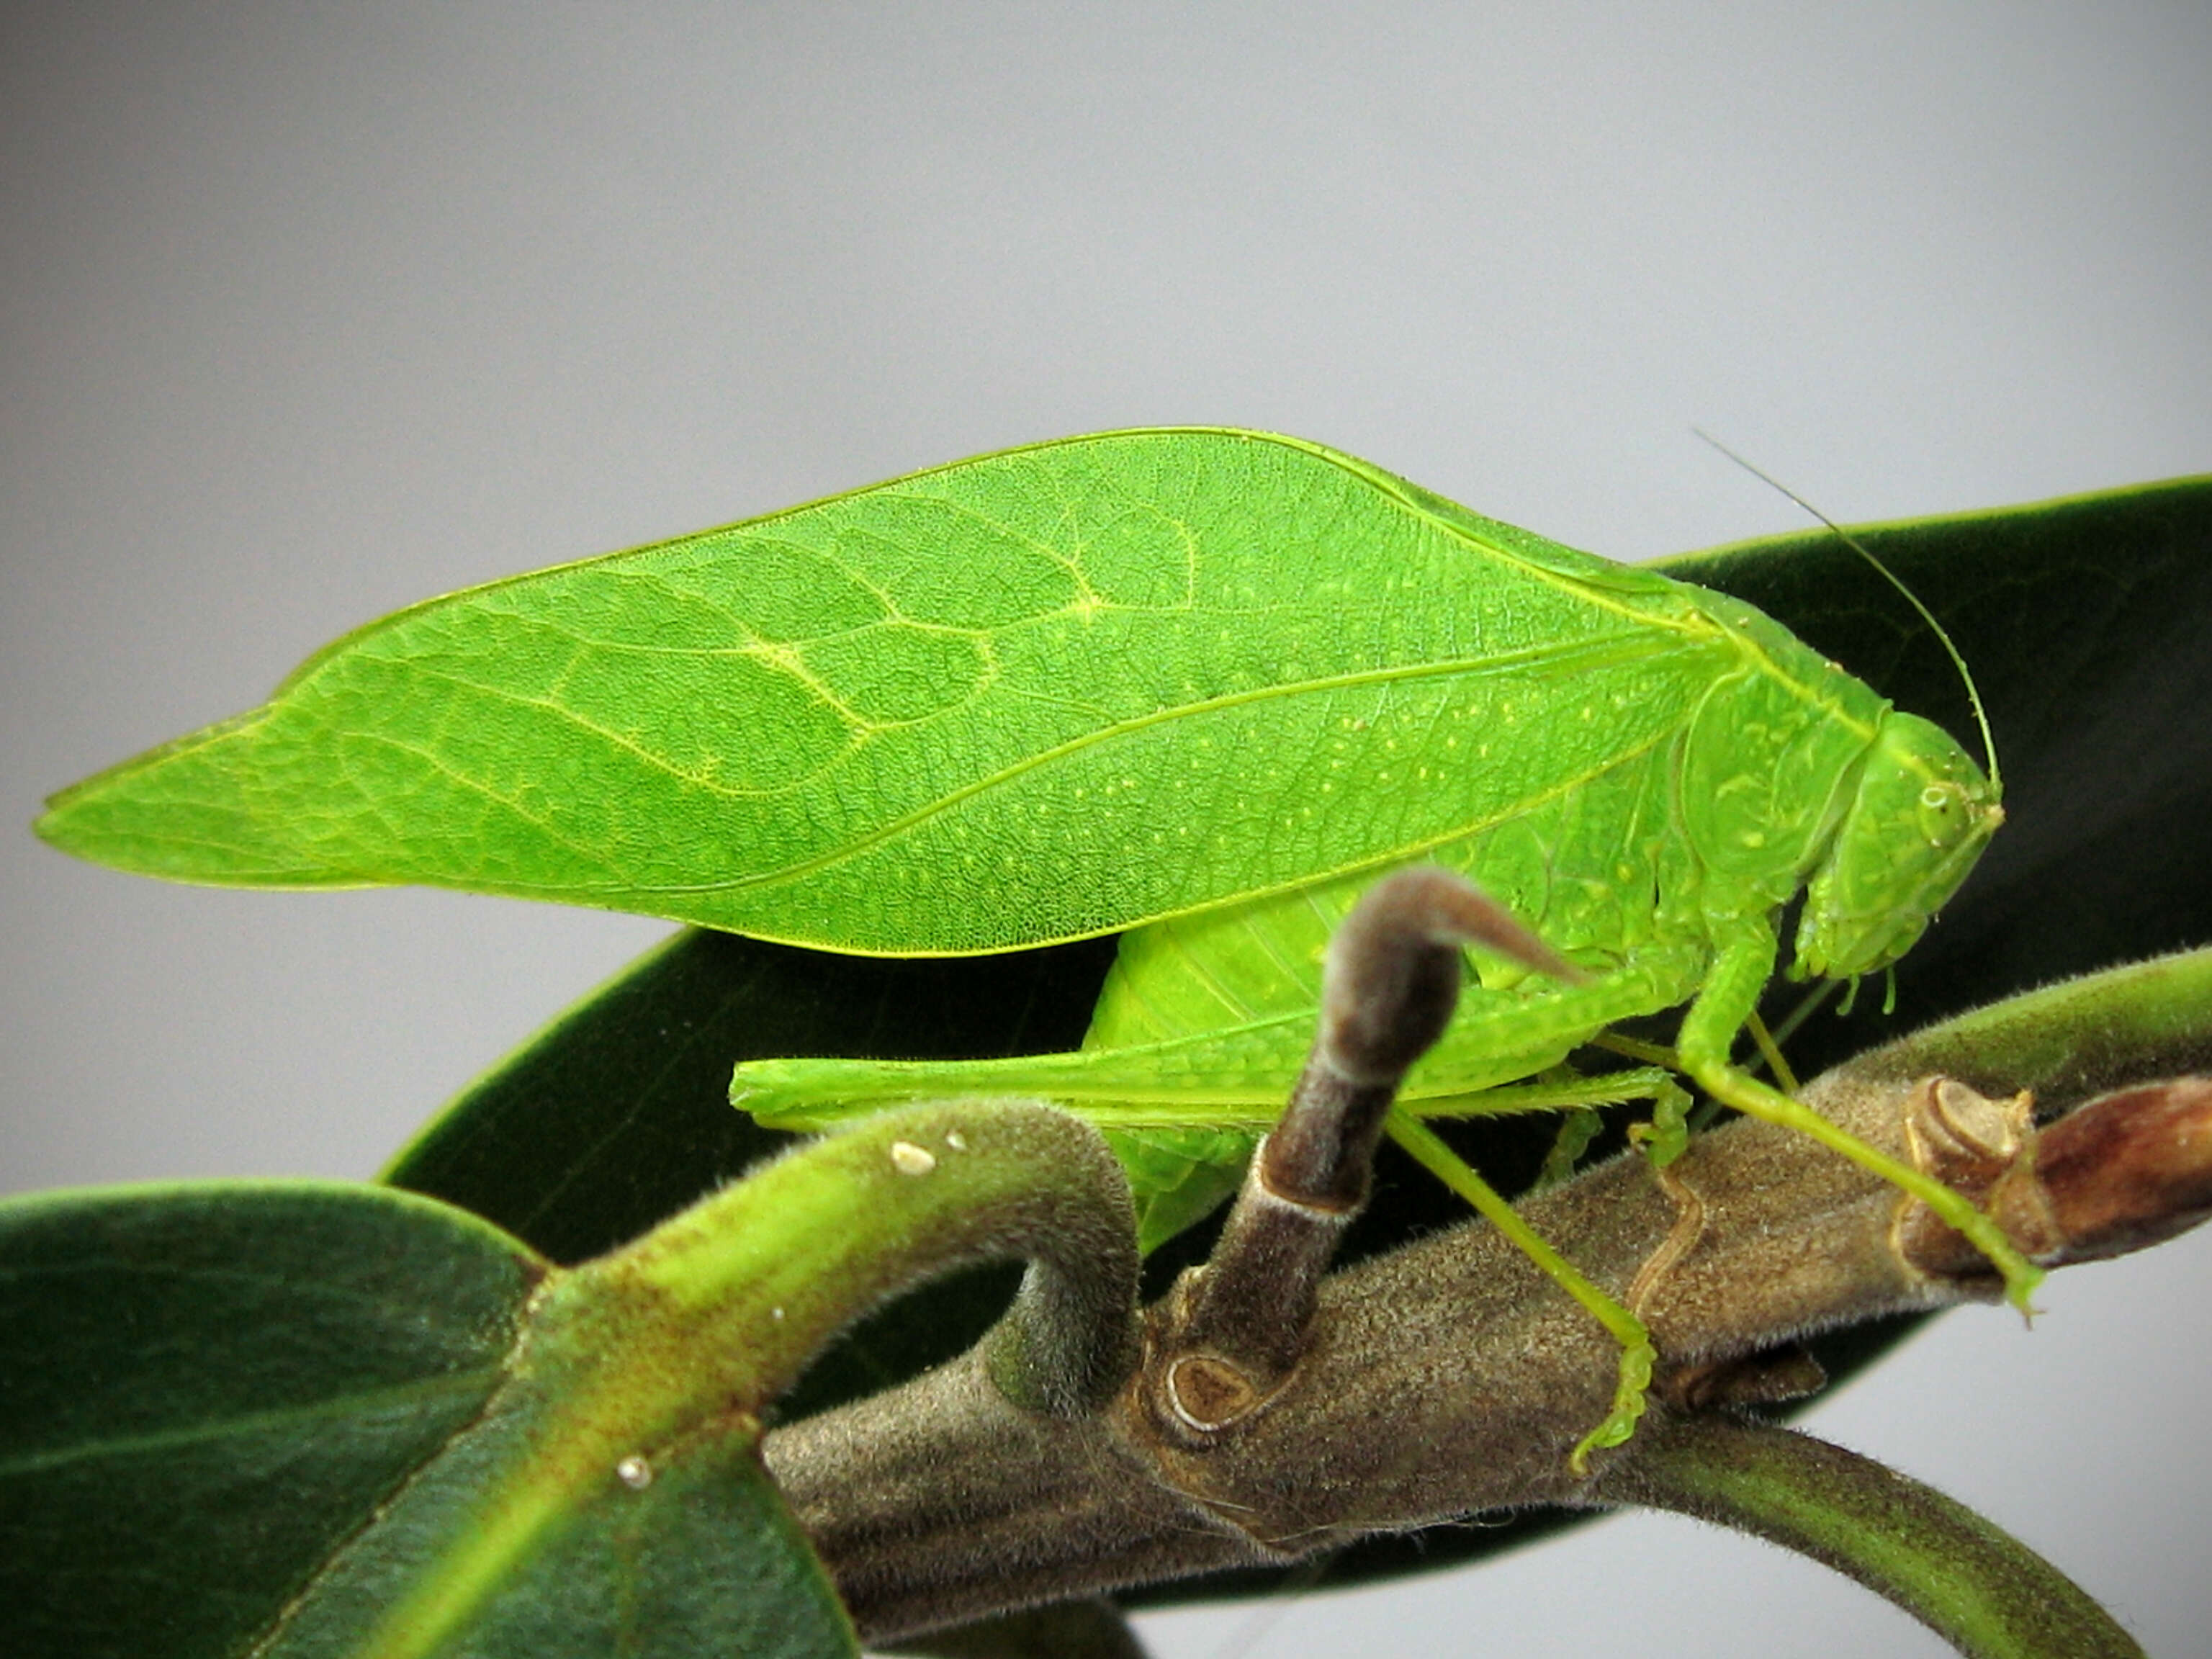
(890, 1141), (937, 1176)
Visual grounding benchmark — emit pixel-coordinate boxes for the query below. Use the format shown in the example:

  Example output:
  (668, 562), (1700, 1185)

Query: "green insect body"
(37, 426), (2028, 1443)
(743, 668), (2008, 1244)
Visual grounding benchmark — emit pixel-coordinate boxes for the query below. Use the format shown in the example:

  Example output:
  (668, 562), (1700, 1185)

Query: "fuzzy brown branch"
(764, 1058), (2212, 1644)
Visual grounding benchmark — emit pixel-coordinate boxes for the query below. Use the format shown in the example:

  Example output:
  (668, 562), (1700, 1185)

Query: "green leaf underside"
(0, 1184), (540, 1659)
(43, 427), (1807, 953)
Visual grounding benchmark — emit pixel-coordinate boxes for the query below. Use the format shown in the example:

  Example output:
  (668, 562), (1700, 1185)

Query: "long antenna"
(1691, 429), (2000, 791)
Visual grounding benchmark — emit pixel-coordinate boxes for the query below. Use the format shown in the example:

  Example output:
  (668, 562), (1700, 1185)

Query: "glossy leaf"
(0, 1183), (544, 1659)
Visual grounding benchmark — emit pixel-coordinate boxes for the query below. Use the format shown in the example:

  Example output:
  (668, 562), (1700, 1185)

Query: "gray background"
(4, 5), (2207, 1654)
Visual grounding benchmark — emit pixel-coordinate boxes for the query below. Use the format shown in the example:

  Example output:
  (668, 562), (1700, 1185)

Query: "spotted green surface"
(42, 428), (1786, 953)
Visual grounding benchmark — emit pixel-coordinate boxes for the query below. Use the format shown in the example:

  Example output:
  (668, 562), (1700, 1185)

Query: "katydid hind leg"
(729, 879), (1699, 1251)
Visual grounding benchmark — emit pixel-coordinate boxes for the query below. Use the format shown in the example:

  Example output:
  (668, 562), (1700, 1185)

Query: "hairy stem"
(1591, 1414), (2143, 1659)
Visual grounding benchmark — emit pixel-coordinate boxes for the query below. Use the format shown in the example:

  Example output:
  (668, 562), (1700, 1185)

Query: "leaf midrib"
(0, 1367), (507, 1480)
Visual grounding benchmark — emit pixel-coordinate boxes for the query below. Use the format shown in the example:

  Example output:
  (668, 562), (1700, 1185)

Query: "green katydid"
(35, 427), (2025, 1457)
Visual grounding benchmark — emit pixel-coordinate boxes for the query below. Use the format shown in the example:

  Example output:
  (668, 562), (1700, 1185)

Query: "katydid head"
(1689, 433), (2005, 985)
(1791, 711), (2002, 981)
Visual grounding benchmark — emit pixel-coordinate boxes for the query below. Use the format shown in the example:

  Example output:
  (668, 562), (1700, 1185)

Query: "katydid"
(688, 434), (2010, 1224)
(719, 433), (2015, 1457)
(35, 427), (2023, 1453)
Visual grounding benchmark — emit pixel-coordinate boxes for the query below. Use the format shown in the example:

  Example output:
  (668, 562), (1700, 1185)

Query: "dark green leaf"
(0, 1184), (541, 1659)
(8, 1097), (1121, 1656)
(263, 1100), (1127, 1658)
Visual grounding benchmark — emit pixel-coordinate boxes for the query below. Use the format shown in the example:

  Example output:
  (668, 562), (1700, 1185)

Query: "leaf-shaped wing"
(39, 429), (1725, 953)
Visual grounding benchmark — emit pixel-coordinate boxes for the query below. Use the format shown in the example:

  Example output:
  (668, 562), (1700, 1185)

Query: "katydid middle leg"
(1154, 866), (1671, 1468)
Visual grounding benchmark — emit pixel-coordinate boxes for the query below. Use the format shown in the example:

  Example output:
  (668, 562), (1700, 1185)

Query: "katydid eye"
(1916, 782), (1964, 843)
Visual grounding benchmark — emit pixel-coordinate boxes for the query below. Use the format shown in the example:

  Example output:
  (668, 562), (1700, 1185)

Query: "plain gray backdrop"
(5, 6), (2208, 1655)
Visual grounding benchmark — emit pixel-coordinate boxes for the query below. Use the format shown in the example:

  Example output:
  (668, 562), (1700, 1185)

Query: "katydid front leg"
(1677, 925), (2044, 1313)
